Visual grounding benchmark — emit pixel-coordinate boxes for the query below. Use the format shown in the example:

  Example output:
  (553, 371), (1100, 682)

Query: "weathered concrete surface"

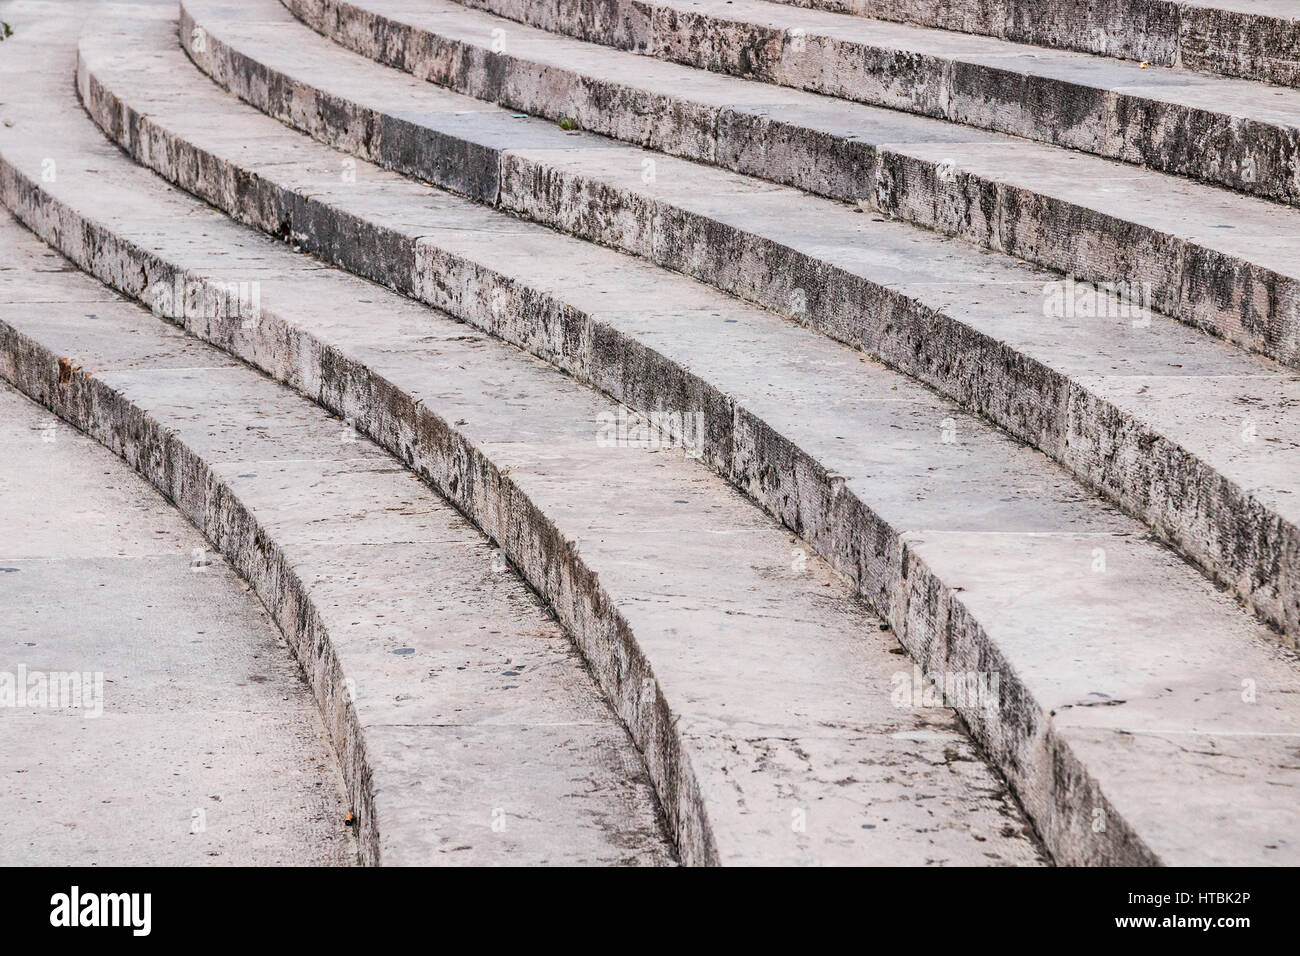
(167, 0), (1300, 643)
(284, 0), (1300, 373)
(437, 0), (1300, 204)
(0, 379), (357, 866)
(5, 4), (1300, 867)
(0, 214), (675, 866)
(761, 0), (1300, 88)
(0, 6), (1045, 867)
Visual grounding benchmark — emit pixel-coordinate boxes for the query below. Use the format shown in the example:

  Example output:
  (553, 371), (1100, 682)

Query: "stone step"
(757, 0), (1300, 88)
(15, 3), (1300, 866)
(406, 0), (1300, 203)
(0, 4), (1046, 867)
(0, 212), (676, 866)
(168, 0), (1300, 640)
(281, 0), (1300, 375)
(0, 376), (356, 866)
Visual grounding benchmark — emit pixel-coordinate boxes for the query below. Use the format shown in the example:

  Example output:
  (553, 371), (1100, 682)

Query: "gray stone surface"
(436, 0), (1300, 203)
(162, 0), (1300, 641)
(0, 379), (357, 866)
(4, 2), (1299, 866)
(282, 0), (1300, 373)
(760, 0), (1300, 87)
(0, 218), (674, 866)
(0, 5), (1044, 867)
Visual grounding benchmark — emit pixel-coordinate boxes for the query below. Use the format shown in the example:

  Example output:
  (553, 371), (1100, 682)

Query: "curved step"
(179, 0), (1300, 641)
(434, 0), (1300, 204)
(759, 0), (1300, 88)
(13, 4), (1300, 866)
(283, 0), (1300, 377)
(0, 5), (1045, 867)
(0, 377), (355, 866)
(0, 211), (675, 866)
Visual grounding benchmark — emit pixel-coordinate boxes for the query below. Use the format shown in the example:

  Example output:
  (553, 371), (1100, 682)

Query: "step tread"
(0, 374), (356, 866)
(175, 0), (1300, 637)
(32, 3), (1300, 865)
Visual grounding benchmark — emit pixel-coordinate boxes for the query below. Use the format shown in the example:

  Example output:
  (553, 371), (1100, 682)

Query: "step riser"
(438, 0), (1300, 204)
(1, 154), (721, 864)
(767, 0), (1300, 88)
(173, 16), (1300, 642)
(285, 0), (1300, 373)
(59, 44), (1188, 865)
(0, 317), (379, 864)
